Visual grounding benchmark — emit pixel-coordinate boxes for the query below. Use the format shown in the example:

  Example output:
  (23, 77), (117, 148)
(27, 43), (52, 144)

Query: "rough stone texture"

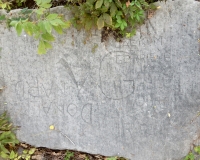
(0, 0), (200, 159)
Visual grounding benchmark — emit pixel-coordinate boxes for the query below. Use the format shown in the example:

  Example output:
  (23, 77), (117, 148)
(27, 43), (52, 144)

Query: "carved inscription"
(1, 2), (200, 159)
(99, 51), (135, 100)
(9, 77), (93, 124)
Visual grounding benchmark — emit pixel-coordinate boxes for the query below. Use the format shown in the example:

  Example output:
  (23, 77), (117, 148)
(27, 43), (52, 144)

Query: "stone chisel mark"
(59, 58), (78, 88)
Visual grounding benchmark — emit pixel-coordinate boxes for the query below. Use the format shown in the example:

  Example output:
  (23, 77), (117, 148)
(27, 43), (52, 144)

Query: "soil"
(15, 142), (125, 160)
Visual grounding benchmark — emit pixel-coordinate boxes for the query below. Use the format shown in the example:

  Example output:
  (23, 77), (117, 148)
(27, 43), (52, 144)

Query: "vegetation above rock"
(0, 0), (164, 54)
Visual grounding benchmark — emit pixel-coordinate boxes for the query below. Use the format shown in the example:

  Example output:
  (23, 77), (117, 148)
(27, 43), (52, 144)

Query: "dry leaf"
(126, 0), (130, 7)
(78, 154), (86, 159)
(147, 10), (155, 19)
(20, 143), (28, 148)
(52, 152), (62, 156)
(32, 155), (43, 160)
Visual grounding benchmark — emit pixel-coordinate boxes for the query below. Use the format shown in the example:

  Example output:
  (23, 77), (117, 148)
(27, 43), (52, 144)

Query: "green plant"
(0, 0), (160, 54)
(194, 146), (200, 154)
(18, 148), (36, 160)
(0, 0), (12, 10)
(106, 156), (127, 160)
(184, 152), (195, 160)
(8, 0), (71, 54)
(0, 112), (19, 160)
(184, 146), (200, 160)
(85, 156), (89, 160)
(3, 147), (36, 160)
(0, 0), (26, 10)
(0, 112), (36, 160)
(15, 0), (26, 7)
(64, 150), (74, 160)
(0, 131), (19, 159)
(0, 112), (12, 131)
(67, 0), (156, 39)
(0, 14), (6, 22)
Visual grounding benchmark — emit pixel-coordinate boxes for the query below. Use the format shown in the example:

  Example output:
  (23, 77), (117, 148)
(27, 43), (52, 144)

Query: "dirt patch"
(16, 143), (126, 160)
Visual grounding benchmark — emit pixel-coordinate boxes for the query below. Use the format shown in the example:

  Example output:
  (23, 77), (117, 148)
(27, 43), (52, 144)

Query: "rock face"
(0, 0), (200, 159)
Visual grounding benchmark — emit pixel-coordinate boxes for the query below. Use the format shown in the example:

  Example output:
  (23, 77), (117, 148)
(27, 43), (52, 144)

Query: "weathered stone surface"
(0, 0), (200, 159)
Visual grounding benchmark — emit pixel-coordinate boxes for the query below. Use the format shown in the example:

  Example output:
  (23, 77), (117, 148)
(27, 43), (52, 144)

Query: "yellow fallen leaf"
(157, 6), (161, 9)
(49, 125), (55, 130)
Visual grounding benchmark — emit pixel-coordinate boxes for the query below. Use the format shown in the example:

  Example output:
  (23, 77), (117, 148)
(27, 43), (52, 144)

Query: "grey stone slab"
(0, 0), (200, 159)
